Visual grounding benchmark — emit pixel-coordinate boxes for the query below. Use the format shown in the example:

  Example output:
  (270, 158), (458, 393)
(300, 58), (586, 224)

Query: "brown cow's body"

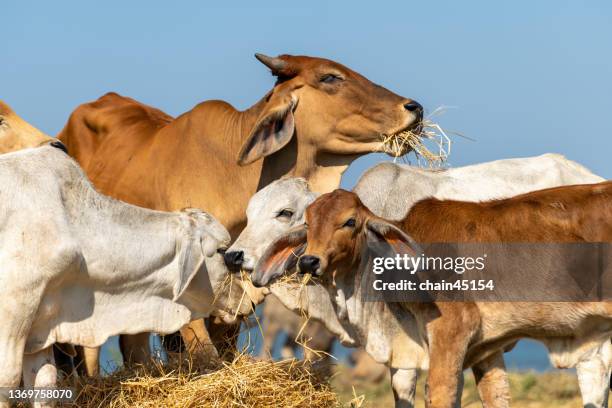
(58, 54), (423, 368)
(60, 92), (259, 234)
(404, 181), (612, 243)
(254, 183), (612, 408)
(401, 183), (612, 407)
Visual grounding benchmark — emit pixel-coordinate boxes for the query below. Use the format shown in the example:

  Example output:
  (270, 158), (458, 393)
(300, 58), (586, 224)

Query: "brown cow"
(253, 186), (612, 408)
(58, 54), (424, 367)
(0, 101), (55, 153)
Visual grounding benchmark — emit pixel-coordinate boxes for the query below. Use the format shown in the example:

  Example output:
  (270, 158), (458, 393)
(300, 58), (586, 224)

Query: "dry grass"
(333, 366), (602, 408)
(247, 270), (335, 362)
(61, 353), (338, 408)
(381, 107), (453, 167)
(274, 269), (313, 286)
(54, 360), (602, 408)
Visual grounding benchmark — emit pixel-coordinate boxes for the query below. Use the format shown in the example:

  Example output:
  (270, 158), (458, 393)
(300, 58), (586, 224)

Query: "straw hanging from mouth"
(380, 107), (454, 167)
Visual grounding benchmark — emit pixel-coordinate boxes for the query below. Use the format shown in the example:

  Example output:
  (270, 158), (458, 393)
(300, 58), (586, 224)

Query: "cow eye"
(343, 218), (356, 228)
(277, 209), (294, 219)
(320, 74), (342, 84)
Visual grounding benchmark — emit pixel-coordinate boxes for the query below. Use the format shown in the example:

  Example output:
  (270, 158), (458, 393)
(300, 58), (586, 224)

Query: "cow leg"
(424, 316), (474, 408)
(455, 373), (465, 408)
(425, 339), (467, 408)
(472, 351), (510, 408)
(208, 318), (241, 360)
(162, 331), (186, 353)
(304, 348), (332, 381)
(22, 347), (57, 408)
(390, 368), (417, 408)
(74, 346), (99, 377)
(72, 346), (84, 375)
(304, 340), (335, 380)
(281, 334), (298, 359)
(53, 344), (75, 378)
(259, 319), (280, 360)
(179, 319), (219, 359)
(576, 340), (611, 408)
(0, 326), (30, 408)
(119, 333), (151, 365)
(0, 276), (40, 408)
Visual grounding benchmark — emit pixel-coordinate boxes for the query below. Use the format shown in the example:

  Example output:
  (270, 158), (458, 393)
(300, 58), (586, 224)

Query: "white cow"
(353, 153), (604, 220)
(236, 153), (609, 408)
(0, 145), (254, 407)
(227, 179), (339, 374)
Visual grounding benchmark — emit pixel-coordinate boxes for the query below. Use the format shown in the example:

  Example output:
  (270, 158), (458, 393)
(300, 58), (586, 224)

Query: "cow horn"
(255, 53), (287, 73)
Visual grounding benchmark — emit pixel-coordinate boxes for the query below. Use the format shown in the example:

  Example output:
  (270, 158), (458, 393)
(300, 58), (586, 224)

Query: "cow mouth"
(380, 122), (423, 158)
(379, 119), (451, 165)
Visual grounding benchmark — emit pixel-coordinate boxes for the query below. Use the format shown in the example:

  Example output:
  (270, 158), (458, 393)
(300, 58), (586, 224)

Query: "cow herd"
(0, 53), (610, 408)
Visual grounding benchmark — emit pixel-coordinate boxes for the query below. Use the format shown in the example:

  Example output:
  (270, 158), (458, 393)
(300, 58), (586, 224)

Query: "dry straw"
(381, 107), (453, 167)
(242, 268), (333, 362)
(54, 271), (338, 408)
(61, 353), (338, 408)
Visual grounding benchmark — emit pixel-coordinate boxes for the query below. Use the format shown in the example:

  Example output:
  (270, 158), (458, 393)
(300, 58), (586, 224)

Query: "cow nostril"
(298, 255), (320, 274)
(403, 101), (423, 113)
(223, 251), (244, 270)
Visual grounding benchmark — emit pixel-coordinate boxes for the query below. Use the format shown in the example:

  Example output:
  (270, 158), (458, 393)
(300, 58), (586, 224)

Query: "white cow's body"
(0, 146), (248, 407)
(353, 153), (604, 219)
(258, 154), (608, 408)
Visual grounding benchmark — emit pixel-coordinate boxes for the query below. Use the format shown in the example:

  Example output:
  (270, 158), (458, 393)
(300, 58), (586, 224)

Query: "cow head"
(0, 101), (54, 154)
(175, 208), (262, 320)
(252, 189), (420, 287)
(224, 178), (318, 271)
(237, 54), (423, 166)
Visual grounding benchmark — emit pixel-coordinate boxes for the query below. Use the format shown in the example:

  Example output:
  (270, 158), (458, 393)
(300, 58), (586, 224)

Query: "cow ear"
(252, 225), (306, 286)
(174, 232), (206, 301)
(365, 217), (422, 261)
(237, 91), (297, 166)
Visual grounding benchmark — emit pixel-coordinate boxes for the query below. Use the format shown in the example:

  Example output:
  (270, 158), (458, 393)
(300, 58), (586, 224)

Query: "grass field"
(332, 366), (608, 407)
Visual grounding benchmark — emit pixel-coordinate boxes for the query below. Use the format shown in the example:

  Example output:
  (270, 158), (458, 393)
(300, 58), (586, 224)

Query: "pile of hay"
(381, 108), (453, 167)
(63, 354), (338, 408)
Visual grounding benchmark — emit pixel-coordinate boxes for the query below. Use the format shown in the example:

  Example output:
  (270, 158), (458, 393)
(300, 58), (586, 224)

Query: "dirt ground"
(332, 366), (609, 407)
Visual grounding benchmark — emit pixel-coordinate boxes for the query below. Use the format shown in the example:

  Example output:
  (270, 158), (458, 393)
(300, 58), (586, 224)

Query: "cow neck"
(185, 95), (356, 195)
(180, 96), (265, 167)
(237, 100), (265, 147)
(234, 97), (355, 193)
(330, 253), (427, 368)
(60, 162), (182, 291)
(259, 142), (358, 194)
(298, 151), (358, 194)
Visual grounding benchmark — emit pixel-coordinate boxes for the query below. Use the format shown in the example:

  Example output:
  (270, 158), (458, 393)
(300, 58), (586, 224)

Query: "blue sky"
(4, 0), (611, 186)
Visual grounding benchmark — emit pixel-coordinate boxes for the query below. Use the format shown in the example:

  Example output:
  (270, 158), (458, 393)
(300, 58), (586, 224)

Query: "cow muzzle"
(223, 250), (244, 272)
(297, 255), (322, 276)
